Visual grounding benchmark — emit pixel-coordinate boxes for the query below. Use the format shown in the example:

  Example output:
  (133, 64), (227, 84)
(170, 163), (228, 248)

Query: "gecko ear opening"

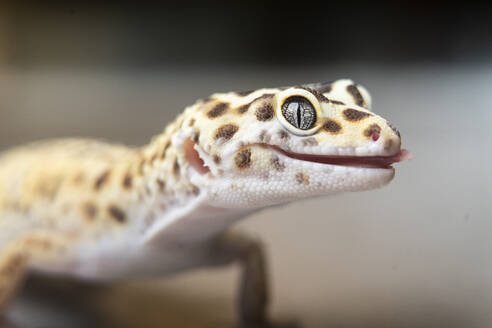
(183, 138), (210, 175)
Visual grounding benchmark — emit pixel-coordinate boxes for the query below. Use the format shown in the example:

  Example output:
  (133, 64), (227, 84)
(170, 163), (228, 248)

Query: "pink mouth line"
(271, 146), (412, 169)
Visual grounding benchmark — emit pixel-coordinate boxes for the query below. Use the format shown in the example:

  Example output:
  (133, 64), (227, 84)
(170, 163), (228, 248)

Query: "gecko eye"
(281, 96), (317, 130)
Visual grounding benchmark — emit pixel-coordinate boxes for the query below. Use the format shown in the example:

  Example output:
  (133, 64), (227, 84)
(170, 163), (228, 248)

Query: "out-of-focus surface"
(1, 2), (491, 328)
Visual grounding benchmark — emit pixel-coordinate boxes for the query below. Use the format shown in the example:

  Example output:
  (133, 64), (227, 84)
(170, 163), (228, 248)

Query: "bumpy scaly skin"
(0, 79), (406, 325)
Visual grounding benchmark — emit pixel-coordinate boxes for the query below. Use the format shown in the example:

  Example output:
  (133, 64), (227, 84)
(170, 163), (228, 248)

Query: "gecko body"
(0, 79), (409, 326)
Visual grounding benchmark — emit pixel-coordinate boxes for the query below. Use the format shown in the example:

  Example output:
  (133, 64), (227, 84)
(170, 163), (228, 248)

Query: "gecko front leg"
(0, 246), (28, 312)
(0, 231), (75, 313)
(209, 231), (270, 328)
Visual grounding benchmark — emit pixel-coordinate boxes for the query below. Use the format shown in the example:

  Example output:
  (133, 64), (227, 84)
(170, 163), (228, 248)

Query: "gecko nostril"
(363, 123), (381, 141)
(371, 132), (380, 142)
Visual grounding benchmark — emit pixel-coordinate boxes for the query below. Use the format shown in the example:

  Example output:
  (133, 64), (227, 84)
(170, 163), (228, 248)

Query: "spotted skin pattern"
(0, 79), (407, 326)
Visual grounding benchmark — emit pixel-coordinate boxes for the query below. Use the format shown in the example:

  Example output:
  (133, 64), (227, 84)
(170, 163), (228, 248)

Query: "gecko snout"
(379, 121), (402, 155)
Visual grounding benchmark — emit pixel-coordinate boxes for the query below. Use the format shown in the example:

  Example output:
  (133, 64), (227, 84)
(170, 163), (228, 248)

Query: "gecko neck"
(123, 122), (231, 243)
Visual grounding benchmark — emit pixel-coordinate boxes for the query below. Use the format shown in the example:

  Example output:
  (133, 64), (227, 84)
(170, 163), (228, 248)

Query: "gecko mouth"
(185, 137), (410, 175)
(270, 145), (412, 169)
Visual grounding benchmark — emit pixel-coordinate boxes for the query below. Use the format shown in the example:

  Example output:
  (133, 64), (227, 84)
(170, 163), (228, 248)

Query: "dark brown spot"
(278, 130), (290, 140)
(259, 130), (266, 141)
(173, 158), (180, 177)
(323, 119), (342, 133)
(94, 170), (111, 191)
(235, 90), (254, 96)
(191, 185), (200, 196)
(122, 172), (133, 189)
(259, 130), (270, 142)
(156, 179), (166, 192)
(346, 84), (366, 107)
(300, 87), (329, 102)
(255, 103), (274, 121)
(213, 154), (221, 164)
(215, 124), (239, 141)
(384, 139), (394, 151)
(108, 206), (126, 223)
(207, 102), (229, 118)
(317, 82), (333, 94)
(192, 131), (200, 143)
(237, 104), (250, 114)
(302, 137), (318, 146)
(188, 118), (195, 127)
(364, 124), (382, 138)
(82, 202), (98, 221)
(237, 93), (273, 115)
(295, 172), (310, 185)
(343, 108), (372, 121)
(329, 99), (345, 105)
(235, 148), (252, 169)
(271, 156), (286, 171)
(161, 141), (171, 159)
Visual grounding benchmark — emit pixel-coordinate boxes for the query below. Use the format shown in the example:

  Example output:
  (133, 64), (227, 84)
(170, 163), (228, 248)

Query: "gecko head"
(182, 79), (410, 208)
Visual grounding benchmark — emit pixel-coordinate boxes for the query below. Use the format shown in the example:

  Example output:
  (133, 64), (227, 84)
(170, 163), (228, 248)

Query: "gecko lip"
(269, 145), (412, 169)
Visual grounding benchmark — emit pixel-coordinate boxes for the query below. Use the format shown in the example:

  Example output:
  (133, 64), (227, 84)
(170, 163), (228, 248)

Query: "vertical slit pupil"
(281, 96), (316, 130)
(297, 105), (301, 128)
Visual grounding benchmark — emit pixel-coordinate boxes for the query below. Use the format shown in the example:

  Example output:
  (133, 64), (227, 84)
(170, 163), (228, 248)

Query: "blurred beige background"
(1, 3), (492, 328)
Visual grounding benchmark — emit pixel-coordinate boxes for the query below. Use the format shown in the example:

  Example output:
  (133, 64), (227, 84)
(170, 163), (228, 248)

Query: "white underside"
(30, 195), (254, 281)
